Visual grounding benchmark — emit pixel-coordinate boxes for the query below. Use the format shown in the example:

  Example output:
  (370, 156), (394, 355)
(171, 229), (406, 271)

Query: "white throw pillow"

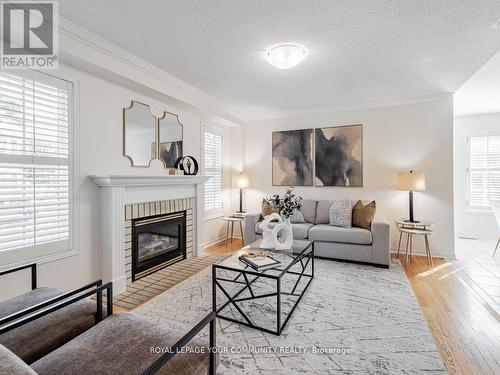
(289, 209), (306, 223)
(329, 199), (352, 228)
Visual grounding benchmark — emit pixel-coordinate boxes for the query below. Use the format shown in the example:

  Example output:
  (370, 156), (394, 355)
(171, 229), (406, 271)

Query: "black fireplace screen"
(132, 211), (186, 281)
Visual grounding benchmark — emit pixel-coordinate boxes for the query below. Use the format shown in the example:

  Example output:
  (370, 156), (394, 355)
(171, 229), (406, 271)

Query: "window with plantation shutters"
(468, 136), (500, 209)
(0, 70), (72, 256)
(204, 128), (223, 213)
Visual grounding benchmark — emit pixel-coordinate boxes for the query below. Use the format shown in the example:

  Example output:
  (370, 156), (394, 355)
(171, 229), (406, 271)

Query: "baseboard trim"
(202, 235), (243, 249)
(389, 249), (447, 259)
(315, 256), (389, 269)
(201, 236), (226, 249)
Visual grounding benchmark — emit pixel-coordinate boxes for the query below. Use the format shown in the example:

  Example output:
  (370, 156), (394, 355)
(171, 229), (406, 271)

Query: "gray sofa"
(243, 199), (391, 267)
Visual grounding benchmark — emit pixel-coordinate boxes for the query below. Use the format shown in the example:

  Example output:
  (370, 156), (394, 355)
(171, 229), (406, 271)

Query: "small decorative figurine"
(175, 156), (199, 175)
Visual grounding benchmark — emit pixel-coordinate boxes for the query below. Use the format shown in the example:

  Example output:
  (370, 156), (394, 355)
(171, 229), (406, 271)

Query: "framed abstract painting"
(272, 129), (314, 186)
(315, 124), (363, 187)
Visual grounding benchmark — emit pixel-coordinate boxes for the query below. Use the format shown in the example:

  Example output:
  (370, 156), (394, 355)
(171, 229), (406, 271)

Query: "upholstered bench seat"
(0, 287), (98, 364)
(30, 312), (210, 375)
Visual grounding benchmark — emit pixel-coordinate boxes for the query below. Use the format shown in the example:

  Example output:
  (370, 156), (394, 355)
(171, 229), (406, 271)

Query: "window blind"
(204, 129), (223, 212)
(0, 71), (71, 253)
(468, 136), (500, 208)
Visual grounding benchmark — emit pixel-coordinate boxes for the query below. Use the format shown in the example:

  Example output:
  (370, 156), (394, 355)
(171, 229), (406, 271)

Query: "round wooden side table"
(222, 217), (243, 249)
(395, 220), (434, 266)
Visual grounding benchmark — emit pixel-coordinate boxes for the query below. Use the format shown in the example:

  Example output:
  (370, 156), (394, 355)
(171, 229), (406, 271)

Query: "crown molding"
(241, 93), (452, 123)
(57, 17), (245, 127)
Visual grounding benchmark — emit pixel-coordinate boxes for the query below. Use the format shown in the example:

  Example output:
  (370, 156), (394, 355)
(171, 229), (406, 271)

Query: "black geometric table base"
(212, 243), (314, 335)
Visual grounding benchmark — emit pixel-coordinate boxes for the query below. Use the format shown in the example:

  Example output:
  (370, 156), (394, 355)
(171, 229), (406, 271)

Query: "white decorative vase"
(273, 217), (293, 250)
(259, 213), (283, 249)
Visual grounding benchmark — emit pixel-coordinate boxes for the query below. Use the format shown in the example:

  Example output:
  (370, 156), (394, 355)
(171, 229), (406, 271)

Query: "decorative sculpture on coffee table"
(259, 213), (283, 249)
(259, 187), (302, 250)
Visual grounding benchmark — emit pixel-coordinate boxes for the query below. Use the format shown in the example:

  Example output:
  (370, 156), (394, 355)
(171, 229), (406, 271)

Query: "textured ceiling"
(59, 0), (500, 121)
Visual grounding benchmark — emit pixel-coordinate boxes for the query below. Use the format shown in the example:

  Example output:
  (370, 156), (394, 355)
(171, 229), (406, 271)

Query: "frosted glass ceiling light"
(265, 43), (307, 69)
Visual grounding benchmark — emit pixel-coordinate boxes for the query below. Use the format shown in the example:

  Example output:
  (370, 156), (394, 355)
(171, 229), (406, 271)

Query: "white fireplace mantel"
(91, 175), (210, 187)
(90, 174), (210, 295)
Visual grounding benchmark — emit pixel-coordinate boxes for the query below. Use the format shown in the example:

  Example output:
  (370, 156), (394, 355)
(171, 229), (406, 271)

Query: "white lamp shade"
(397, 171), (426, 192)
(232, 173), (250, 188)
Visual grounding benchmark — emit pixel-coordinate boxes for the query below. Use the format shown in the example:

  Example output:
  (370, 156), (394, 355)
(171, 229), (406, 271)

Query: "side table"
(222, 216), (244, 249)
(395, 220), (434, 266)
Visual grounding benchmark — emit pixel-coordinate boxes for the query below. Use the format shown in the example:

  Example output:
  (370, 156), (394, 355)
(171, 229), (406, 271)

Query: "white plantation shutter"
(0, 71), (71, 255)
(204, 128), (223, 212)
(468, 136), (500, 208)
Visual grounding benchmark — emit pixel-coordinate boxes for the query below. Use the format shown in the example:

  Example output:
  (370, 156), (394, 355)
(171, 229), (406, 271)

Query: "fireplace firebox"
(132, 211), (186, 281)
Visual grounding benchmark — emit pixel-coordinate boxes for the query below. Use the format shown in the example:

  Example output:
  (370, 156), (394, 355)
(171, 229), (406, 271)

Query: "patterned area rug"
(114, 253), (225, 309)
(135, 258), (446, 374)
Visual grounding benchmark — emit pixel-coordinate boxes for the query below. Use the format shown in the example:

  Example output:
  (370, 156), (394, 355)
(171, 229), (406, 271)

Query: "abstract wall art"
(272, 129), (313, 186)
(315, 124), (363, 187)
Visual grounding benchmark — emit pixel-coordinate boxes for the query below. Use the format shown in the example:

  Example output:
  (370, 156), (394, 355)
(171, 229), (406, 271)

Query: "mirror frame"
(157, 111), (184, 169)
(123, 100), (157, 167)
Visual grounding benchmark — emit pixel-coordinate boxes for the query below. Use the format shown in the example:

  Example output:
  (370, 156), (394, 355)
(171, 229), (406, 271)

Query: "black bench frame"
(0, 263), (37, 290)
(0, 263), (216, 375)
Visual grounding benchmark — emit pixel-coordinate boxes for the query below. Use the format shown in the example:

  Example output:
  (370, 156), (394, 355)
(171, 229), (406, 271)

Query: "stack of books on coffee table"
(239, 253), (281, 271)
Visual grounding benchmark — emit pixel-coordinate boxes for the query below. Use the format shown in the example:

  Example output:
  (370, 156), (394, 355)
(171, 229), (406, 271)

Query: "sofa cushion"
(329, 199), (352, 228)
(0, 345), (36, 375)
(300, 199), (317, 223)
(315, 200), (334, 224)
(0, 287), (98, 364)
(352, 200), (376, 229)
(289, 209), (305, 223)
(261, 199), (279, 217)
(30, 312), (210, 375)
(308, 224), (373, 245)
(255, 222), (313, 240)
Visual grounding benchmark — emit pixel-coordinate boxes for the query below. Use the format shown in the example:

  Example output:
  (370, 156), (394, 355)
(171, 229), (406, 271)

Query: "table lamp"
(232, 172), (249, 213)
(397, 171), (426, 223)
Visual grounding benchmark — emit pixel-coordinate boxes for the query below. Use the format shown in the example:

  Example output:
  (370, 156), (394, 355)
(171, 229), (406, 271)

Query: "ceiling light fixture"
(265, 43), (307, 69)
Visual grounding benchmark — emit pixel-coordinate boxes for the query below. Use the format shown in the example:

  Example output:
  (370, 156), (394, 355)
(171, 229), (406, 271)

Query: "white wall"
(0, 63), (241, 299)
(243, 97), (455, 258)
(454, 113), (500, 239)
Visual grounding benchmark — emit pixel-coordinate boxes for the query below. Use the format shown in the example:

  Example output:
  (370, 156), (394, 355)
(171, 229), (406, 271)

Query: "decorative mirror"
(123, 101), (156, 167)
(158, 111), (183, 168)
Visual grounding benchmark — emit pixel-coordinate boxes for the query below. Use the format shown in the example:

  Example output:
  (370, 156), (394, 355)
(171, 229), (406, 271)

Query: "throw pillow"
(352, 200), (376, 229)
(261, 199), (279, 218)
(329, 199), (352, 228)
(289, 209), (306, 223)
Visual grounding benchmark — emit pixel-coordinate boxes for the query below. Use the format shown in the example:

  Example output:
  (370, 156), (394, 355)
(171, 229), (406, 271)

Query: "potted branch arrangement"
(259, 187), (302, 250)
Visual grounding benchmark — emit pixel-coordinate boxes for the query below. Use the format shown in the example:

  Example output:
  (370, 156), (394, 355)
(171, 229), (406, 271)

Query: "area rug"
(135, 258), (446, 374)
(114, 253), (225, 310)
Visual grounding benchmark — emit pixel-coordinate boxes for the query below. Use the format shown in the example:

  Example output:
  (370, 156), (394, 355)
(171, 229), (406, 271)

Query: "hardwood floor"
(396, 253), (500, 374)
(206, 238), (244, 255)
(455, 238), (500, 314)
(206, 239), (500, 375)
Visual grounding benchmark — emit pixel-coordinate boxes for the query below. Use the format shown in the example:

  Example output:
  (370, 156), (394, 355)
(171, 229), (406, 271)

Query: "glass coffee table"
(212, 239), (314, 335)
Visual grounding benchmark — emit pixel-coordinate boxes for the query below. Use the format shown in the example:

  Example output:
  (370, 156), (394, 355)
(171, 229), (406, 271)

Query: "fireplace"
(132, 211), (186, 281)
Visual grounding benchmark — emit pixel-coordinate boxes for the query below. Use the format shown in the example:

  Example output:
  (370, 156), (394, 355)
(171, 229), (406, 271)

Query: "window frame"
(0, 68), (80, 270)
(202, 125), (224, 218)
(467, 135), (500, 211)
